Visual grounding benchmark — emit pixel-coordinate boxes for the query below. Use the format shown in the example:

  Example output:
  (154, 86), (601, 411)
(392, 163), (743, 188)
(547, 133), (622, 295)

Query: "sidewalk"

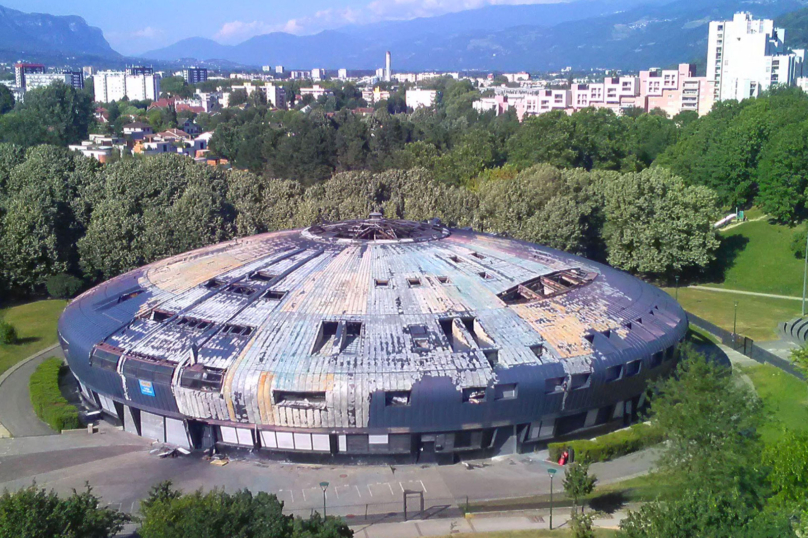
(350, 506), (635, 538)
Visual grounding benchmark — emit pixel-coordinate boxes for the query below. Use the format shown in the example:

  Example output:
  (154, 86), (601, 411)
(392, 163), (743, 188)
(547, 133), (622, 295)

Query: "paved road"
(690, 285), (802, 301)
(0, 346), (65, 437)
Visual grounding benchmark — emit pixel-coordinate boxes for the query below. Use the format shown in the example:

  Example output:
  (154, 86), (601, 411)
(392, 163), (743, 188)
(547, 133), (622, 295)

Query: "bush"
(791, 229), (807, 259)
(548, 423), (665, 463)
(0, 320), (18, 344)
(29, 358), (81, 432)
(45, 273), (83, 299)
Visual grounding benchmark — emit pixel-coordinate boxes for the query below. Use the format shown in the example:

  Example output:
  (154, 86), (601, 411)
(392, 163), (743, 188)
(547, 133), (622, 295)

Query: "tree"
(790, 345), (808, 376)
(228, 89), (248, 107)
(763, 430), (808, 510)
(0, 484), (129, 538)
(46, 273), (83, 299)
(563, 462), (597, 515)
(0, 320), (17, 344)
(0, 82), (93, 147)
(649, 345), (765, 500)
(601, 167), (720, 276)
(755, 122), (808, 223)
(569, 512), (595, 538)
(0, 85), (14, 114)
(618, 492), (795, 538)
(791, 229), (807, 259)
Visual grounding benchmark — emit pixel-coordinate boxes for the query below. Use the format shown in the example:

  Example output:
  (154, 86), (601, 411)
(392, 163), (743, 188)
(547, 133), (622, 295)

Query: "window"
(385, 391), (411, 407)
(436, 276), (450, 284)
(664, 346), (675, 361)
(407, 277), (422, 288)
(650, 351), (663, 369)
(448, 255), (462, 263)
(494, 383), (517, 400)
(273, 391), (326, 409)
(529, 344), (544, 359)
(570, 373), (591, 390)
(251, 270), (276, 282)
(90, 345), (122, 372)
(177, 317), (212, 331)
(261, 289), (286, 301)
(180, 365), (224, 391)
(204, 278), (225, 289)
(117, 289), (144, 303)
(312, 321), (339, 355)
(222, 324), (253, 337)
(470, 252), (486, 260)
(478, 271), (494, 280)
(148, 309), (172, 322)
(545, 377), (565, 394)
(625, 360), (642, 377)
(408, 324), (431, 351)
(227, 284), (255, 296)
(605, 365), (623, 382)
(374, 278), (389, 288)
(462, 387), (487, 404)
(483, 349), (499, 369)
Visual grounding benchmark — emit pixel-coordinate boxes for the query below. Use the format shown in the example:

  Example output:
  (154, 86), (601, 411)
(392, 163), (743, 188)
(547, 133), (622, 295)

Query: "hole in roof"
(470, 252), (485, 260)
(375, 278), (389, 288)
(436, 276), (449, 284)
(204, 278), (225, 289)
(407, 277), (422, 288)
(303, 218), (448, 243)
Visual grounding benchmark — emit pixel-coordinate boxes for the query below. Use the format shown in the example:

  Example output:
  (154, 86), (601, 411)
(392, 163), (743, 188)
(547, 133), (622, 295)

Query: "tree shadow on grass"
(588, 491), (628, 514)
(13, 337), (40, 346)
(703, 234), (750, 284)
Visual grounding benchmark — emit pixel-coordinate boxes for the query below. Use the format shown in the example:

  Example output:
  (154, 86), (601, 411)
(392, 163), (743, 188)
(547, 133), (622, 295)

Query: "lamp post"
(547, 468), (557, 530)
(319, 481), (329, 518)
(675, 275), (680, 302)
(733, 300), (738, 336)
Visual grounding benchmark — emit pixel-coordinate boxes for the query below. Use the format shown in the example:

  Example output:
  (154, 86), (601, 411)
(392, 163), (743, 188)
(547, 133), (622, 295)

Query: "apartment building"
(641, 64), (715, 117)
(94, 71), (161, 102)
(24, 71), (84, 91)
(406, 89), (438, 109)
(707, 12), (804, 101)
(14, 63), (44, 89)
(300, 85), (334, 99)
(182, 67), (208, 84)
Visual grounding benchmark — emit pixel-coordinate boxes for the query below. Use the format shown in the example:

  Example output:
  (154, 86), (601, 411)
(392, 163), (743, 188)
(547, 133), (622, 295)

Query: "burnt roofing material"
(59, 217), (686, 433)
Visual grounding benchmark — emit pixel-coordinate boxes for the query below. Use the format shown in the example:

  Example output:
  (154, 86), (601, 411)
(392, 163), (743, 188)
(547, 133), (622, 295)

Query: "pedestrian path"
(689, 286), (801, 302)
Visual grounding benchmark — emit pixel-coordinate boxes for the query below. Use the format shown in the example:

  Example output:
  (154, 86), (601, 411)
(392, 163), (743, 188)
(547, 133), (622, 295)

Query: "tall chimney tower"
(385, 51), (392, 82)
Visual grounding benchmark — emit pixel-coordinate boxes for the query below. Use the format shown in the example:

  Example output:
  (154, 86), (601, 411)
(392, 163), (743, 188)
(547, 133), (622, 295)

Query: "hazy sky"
(4, 0), (558, 54)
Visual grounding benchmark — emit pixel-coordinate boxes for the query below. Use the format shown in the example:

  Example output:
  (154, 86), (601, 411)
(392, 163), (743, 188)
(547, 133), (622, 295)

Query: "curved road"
(0, 346), (64, 437)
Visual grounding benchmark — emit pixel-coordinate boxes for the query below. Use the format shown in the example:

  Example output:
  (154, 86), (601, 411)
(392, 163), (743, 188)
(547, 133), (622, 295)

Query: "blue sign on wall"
(139, 380), (155, 397)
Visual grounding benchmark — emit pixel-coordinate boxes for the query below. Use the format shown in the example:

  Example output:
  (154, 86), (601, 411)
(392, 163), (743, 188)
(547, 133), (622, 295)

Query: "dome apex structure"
(59, 219), (686, 462)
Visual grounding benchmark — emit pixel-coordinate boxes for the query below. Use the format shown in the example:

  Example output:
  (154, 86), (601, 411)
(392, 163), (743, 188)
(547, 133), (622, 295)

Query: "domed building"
(58, 216), (686, 462)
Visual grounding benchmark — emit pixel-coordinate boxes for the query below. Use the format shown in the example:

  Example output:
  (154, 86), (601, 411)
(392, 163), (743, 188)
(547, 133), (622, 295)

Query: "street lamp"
(547, 468), (557, 530)
(733, 301), (738, 337)
(675, 275), (680, 302)
(319, 481), (329, 518)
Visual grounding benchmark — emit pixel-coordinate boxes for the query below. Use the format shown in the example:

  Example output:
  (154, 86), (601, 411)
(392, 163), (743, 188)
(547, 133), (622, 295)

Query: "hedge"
(29, 358), (81, 432)
(548, 423), (665, 463)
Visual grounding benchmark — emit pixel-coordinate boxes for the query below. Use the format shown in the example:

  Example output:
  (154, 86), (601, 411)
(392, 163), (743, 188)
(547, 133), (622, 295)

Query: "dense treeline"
(209, 80), (808, 223)
(0, 147), (718, 299)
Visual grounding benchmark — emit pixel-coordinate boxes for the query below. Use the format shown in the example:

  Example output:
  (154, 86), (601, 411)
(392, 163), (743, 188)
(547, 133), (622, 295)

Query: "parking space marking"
(355, 485), (362, 497)
(419, 480), (427, 493)
(387, 483), (394, 495)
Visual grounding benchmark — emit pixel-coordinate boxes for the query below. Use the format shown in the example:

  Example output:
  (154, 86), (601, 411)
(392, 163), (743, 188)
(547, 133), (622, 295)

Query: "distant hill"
(777, 6), (808, 49)
(142, 0), (808, 71)
(0, 4), (120, 61)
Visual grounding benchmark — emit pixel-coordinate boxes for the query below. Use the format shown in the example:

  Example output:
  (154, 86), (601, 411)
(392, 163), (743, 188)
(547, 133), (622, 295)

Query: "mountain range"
(0, 4), (119, 63)
(4, 0), (808, 72)
(140, 0), (808, 71)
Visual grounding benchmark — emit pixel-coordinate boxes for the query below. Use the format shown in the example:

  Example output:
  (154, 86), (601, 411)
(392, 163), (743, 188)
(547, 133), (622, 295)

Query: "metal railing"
(687, 312), (804, 380)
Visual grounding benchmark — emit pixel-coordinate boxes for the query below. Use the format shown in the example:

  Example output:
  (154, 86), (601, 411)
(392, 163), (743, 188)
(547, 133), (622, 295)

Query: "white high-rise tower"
(385, 51), (392, 82)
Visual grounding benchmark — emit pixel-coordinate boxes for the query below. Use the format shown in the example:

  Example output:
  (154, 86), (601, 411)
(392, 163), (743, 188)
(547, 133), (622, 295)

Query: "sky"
(2, 0), (559, 55)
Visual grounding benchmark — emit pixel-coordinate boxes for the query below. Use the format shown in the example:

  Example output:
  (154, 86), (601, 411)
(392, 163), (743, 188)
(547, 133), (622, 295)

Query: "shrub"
(548, 423), (665, 463)
(792, 229), (808, 259)
(29, 358), (81, 432)
(45, 273), (83, 299)
(0, 320), (18, 344)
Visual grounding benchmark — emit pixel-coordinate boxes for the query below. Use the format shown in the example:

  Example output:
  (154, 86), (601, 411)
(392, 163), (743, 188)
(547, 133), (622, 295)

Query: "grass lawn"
(712, 217), (805, 297)
(662, 287), (800, 341)
(0, 300), (67, 376)
(741, 363), (808, 444)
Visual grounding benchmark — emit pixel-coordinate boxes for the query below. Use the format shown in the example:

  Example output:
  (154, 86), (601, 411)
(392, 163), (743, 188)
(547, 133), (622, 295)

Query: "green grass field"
(663, 287), (800, 341)
(712, 217), (805, 297)
(0, 300), (67, 376)
(742, 363), (808, 444)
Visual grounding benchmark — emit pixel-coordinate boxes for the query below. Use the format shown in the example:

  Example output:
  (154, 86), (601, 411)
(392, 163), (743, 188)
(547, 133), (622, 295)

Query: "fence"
(687, 312), (805, 380)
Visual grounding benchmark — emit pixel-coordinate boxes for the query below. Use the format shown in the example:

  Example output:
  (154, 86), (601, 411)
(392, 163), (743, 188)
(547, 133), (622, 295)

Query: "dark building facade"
(58, 218), (687, 462)
(182, 67), (208, 85)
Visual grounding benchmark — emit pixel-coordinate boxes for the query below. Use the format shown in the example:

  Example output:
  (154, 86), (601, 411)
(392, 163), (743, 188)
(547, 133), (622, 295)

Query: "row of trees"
(0, 482), (351, 538)
(617, 346), (808, 537)
(0, 147), (719, 298)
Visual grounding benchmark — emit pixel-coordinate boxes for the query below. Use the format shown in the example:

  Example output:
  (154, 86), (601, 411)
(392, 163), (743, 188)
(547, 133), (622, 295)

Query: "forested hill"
(778, 6), (808, 49)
